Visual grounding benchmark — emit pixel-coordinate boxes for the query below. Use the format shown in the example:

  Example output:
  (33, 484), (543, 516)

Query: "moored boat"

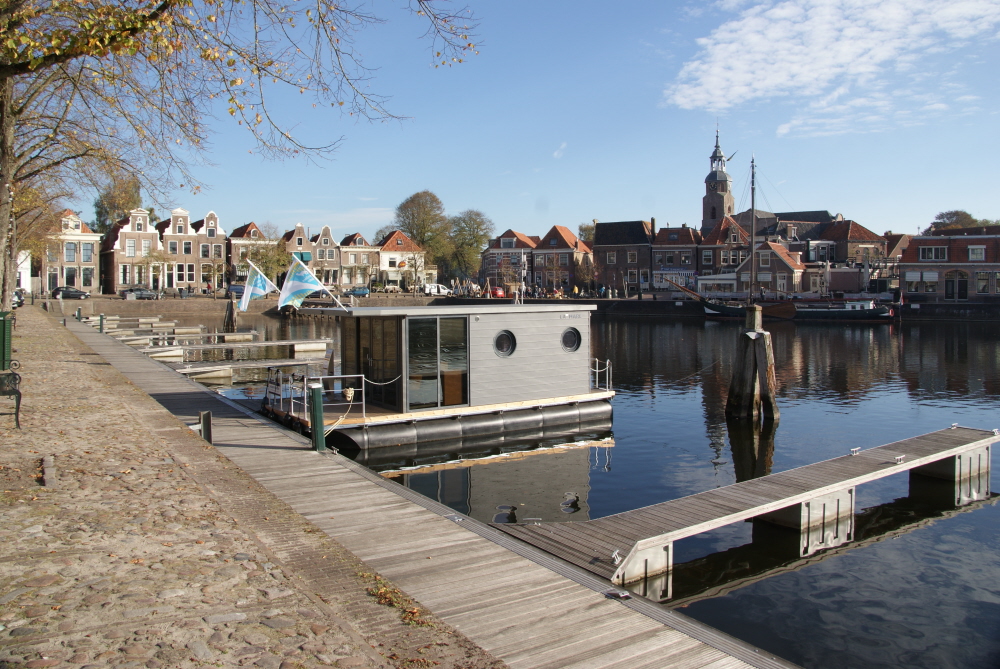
(792, 299), (893, 322)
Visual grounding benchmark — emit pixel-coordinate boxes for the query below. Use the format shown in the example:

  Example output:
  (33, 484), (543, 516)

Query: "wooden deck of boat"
(66, 319), (791, 669)
(496, 427), (996, 582)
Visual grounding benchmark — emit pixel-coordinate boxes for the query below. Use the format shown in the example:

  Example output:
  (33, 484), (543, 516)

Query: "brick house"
(99, 208), (163, 294)
(338, 233), (379, 287)
(698, 215), (749, 278)
(732, 242), (805, 295)
(816, 220), (887, 264)
(310, 226), (341, 286)
(45, 210), (103, 294)
(227, 222), (276, 283)
(376, 230), (433, 289)
(899, 226), (1000, 302)
(481, 229), (538, 289)
(592, 220), (654, 293)
(155, 209), (225, 294)
(530, 226), (591, 290)
(651, 224), (703, 290)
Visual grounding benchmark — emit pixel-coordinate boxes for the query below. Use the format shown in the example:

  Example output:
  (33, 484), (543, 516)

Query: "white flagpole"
(291, 255), (349, 311)
(244, 257), (278, 293)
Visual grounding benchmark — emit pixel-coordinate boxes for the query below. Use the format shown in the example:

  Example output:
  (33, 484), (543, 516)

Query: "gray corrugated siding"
(468, 312), (590, 406)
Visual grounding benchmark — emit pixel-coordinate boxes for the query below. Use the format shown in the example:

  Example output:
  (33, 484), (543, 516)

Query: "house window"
(317, 249), (325, 260)
(176, 225), (183, 234)
(82, 267), (93, 287)
(350, 253), (357, 264)
(969, 247), (985, 261)
(977, 272), (990, 293)
(82, 243), (93, 263)
(721, 250), (729, 264)
(141, 239), (151, 257)
(640, 270), (649, 285)
(702, 250), (713, 266)
(907, 281), (920, 293)
(919, 247), (947, 261)
(126, 239), (136, 257)
(396, 238), (403, 246)
(739, 250), (748, 263)
(389, 257), (397, 268)
(169, 241), (178, 254)
(681, 252), (691, 265)
(730, 230), (739, 243)
(501, 238), (514, 248)
(296, 237), (303, 246)
(654, 253), (663, 264)
(362, 253), (369, 264)
(47, 246), (58, 263)
(759, 251), (770, 267)
(925, 281), (937, 292)
(200, 244), (210, 258)
(250, 229), (258, 238)
(606, 252), (617, 264)
(788, 226), (797, 239)
(627, 252), (637, 263)
(207, 227), (216, 238)
(187, 263), (196, 282)
(135, 222), (143, 232)
(120, 265), (130, 285)
(176, 264), (184, 283)
(559, 254), (569, 266)
(213, 244), (223, 258)
(549, 239), (557, 246)
(65, 242), (77, 262)
(183, 241), (192, 255)
(627, 269), (637, 284)
(665, 253), (674, 265)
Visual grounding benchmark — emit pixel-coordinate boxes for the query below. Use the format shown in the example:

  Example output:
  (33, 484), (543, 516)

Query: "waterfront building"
(731, 241), (805, 294)
(99, 208), (160, 294)
(698, 215), (749, 279)
(154, 209), (225, 294)
(480, 229), (538, 289)
(530, 225), (591, 290)
(45, 211), (103, 294)
(226, 222), (277, 283)
(592, 220), (654, 293)
(336, 232), (379, 288)
(375, 230), (434, 289)
(310, 225), (341, 287)
(651, 224), (703, 289)
(899, 225), (1000, 302)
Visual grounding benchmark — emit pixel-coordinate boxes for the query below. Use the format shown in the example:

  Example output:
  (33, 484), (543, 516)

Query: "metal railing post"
(309, 383), (326, 452)
(199, 411), (213, 444)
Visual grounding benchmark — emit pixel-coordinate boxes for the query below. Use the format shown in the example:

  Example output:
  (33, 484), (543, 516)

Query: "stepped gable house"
(310, 225), (341, 286)
(593, 220), (654, 292)
(531, 225), (591, 290)
(100, 208), (162, 294)
(899, 225), (1000, 302)
(481, 229), (538, 288)
(154, 209), (224, 293)
(45, 210), (103, 295)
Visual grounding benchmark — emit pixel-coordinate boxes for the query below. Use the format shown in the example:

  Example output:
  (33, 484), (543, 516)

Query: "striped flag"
(278, 255), (330, 309)
(237, 259), (280, 312)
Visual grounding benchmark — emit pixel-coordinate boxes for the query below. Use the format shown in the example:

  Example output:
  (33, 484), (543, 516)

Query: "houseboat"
(261, 304), (614, 455)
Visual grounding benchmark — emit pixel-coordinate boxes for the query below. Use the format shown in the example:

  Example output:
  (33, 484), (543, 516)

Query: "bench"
(0, 371), (21, 429)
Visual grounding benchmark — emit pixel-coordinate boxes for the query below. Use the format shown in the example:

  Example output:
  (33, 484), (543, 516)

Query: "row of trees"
(0, 0), (478, 309)
(375, 190), (495, 280)
(921, 210), (998, 234)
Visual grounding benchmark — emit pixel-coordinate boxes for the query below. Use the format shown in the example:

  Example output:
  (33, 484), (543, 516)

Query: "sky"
(73, 0), (1000, 242)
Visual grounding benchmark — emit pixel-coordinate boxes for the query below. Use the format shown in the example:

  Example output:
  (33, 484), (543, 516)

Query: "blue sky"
(81, 0), (1000, 241)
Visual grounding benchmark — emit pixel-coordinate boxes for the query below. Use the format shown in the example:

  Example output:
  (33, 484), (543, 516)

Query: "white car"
(422, 283), (453, 296)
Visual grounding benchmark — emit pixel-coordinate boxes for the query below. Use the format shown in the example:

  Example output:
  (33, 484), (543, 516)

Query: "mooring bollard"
(75, 307), (82, 321)
(99, 314), (105, 333)
(199, 411), (213, 444)
(309, 383), (326, 452)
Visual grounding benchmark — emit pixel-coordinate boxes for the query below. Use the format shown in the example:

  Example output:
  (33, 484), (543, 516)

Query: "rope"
(363, 375), (401, 386)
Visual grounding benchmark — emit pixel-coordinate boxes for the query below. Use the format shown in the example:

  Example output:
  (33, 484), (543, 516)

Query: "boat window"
(407, 317), (469, 411)
(561, 328), (581, 352)
(494, 331), (516, 357)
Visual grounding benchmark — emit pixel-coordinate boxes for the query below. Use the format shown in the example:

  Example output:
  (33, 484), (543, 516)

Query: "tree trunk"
(0, 76), (14, 311)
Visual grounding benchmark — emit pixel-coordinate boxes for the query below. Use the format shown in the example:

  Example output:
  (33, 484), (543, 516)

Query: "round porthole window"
(561, 327), (581, 352)
(494, 330), (516, 357)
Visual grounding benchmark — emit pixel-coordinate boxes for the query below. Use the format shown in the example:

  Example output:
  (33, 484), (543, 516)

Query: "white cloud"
(666, 0), (1000, 135)
(553, 142), (568, 159)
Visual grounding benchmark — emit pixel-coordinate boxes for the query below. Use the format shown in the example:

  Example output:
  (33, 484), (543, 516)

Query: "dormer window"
(549, 239), (557, 246)
(323, 238), (329, 245)
(730, 230), (739, 243)
(296, 237), (303, 246)
(136, 222), (143, 232)
(396, 238), (403, 246)
(176, 225), (183, 234)
(668, 233), (678, 241)
(207, 228), (216, 238)
(501, 238), (514, 249)
(250, 229), (258, 238)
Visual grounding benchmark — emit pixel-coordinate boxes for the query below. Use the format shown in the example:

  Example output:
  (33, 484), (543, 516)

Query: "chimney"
(681, 223), (687, 228)
(650, 217), (656, 237)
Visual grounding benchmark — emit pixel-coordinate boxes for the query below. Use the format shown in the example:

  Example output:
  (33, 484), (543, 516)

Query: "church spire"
(710, 129), (727, 174)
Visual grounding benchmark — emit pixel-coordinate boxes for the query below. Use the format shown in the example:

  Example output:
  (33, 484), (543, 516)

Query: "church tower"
(701, 131), (735, 236)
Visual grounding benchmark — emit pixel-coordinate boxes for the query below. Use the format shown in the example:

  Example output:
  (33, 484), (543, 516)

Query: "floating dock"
(496, 427), (995, 586)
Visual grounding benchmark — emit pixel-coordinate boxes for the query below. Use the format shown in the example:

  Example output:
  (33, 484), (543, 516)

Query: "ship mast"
(749, 155), (756, 305)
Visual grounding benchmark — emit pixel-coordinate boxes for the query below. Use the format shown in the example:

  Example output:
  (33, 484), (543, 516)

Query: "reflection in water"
(726, 417), (777, 482)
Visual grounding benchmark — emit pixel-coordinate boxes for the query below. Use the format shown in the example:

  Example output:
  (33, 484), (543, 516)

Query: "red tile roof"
(536, 225), (579, 250)
(820, 220), (883, 243)
(340, 232), (370, 246)
(653, 226), (702, 246)
(488, 229), (538, 250)
(760, 241), (805, 270)
(379, 230), (423, 253)
(229, 222), (263, 238)
(79, 221), (95, 234)
(701, 216), (747, 245)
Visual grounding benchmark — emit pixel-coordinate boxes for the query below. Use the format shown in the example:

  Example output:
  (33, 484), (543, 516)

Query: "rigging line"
(670, 359), (721, 386)
(760, 169), (794, 211)
(735, 162), (752, 214)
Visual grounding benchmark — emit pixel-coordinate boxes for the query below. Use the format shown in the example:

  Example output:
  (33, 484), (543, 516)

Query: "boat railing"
(263, 368), (367, 424)
(591, 358), (613, 391)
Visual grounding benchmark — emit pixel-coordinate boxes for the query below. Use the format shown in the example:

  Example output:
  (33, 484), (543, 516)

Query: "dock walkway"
(137, 338), (328, 353)
(497, 428), (995, 585)
(66, 319), (789, 669)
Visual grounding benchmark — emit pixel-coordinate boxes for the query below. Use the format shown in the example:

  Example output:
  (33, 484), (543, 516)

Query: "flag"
(237, 259), (279, 312)
(278, 255), (329, 309)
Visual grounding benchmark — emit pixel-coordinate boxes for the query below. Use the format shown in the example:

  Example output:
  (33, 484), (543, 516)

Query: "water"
(183, 313), (1000, 667)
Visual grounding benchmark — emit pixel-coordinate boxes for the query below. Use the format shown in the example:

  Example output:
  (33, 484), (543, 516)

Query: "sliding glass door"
(407, 316), (468, 411)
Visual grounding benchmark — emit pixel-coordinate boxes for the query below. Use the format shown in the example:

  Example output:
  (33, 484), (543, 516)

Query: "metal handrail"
(591, 358), (612, 391)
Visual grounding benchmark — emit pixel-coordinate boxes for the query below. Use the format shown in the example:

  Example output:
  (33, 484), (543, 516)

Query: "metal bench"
(0, 371), (21, 429)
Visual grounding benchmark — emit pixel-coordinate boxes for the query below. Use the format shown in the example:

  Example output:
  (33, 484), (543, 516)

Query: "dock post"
(199, 411), (213, 445)
(725, 305), (779, 421)
(99, 314), (105, 334)
(309, 383), (326, 452)
(75, 307), (82, 321)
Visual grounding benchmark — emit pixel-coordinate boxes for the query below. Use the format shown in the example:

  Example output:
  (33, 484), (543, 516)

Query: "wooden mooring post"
(725, 305), (779, 421)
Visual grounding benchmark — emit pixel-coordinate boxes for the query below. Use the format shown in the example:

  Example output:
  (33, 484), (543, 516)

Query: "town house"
(899, 226), (1000, 302)
(340, 233), (380, 288)
(155, 209), (225, 294)
(732, 242), (805, 295)
(651, 224), (703, 290)
(481, 229), (538, 289)
(530, 226), (591, 290)
(310, 225), (341, 286)
(592, 220), (654, 293)
(99, 208), (162, 294)
(46, 210), (103, 294)
(376, 230), (433, 289)
(227, 222), (276, 283)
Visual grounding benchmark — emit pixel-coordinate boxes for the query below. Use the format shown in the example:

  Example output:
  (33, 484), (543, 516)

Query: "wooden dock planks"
(66, 319), (786, 669)
(495, 427), (996, 584)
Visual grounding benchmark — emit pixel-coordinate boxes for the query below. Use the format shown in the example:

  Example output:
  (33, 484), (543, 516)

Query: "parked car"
(226, 284), (246, 299)
(487, 287), (505, 298)
(52, 286), (90, 299)
(423, 283), (453, 296)
(343, 286), (370, 297)
(11, 289), (25, 308)
(119, 287), (159, 300)
(381, 285), (401, 293)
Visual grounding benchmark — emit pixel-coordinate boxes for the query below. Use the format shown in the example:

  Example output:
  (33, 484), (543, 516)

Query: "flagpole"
(243, 258), (278, 293)
(291, 255), (349, 311)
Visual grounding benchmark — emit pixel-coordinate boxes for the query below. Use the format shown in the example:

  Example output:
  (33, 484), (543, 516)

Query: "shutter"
(905, 271), (921, 281)
(922, 271), (938, 282)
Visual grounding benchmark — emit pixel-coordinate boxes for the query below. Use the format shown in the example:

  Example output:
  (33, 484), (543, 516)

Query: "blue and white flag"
(237, 259), (279, 312)
(278, 255), (329, 309)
